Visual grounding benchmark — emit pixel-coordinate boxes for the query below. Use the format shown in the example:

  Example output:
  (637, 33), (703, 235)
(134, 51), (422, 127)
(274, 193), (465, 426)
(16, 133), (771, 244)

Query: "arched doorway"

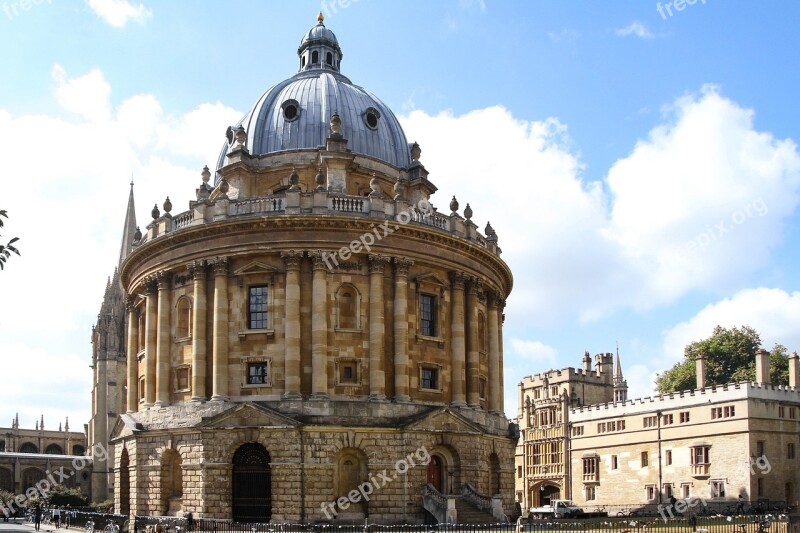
(160, 449), (183, 515)
(232, 443), (271, 522)
(427, 455), (444, 493)
(786, 482), (794, 505)
(119, 448), (130, 516)
(489, 453), (500, 496)
(541, 484), (560, 506)
(336, 449), (368, 515)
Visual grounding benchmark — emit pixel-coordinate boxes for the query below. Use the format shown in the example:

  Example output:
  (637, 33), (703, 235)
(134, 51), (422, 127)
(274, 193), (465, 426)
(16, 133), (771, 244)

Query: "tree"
(655, 325), (790, 393)
(0, 209), (20, 270)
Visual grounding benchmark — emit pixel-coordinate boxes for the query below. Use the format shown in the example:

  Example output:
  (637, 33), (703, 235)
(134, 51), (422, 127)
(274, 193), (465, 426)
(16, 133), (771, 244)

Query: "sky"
(1, 0), (799, 429)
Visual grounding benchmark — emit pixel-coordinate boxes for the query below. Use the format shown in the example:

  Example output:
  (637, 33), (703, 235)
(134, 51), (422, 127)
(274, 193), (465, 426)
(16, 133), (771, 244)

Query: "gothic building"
(93, 15), (515, 524)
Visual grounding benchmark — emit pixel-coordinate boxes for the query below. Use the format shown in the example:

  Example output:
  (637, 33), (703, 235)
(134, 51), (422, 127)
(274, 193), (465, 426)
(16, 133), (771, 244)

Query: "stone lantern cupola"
(298, 12), (342, 72)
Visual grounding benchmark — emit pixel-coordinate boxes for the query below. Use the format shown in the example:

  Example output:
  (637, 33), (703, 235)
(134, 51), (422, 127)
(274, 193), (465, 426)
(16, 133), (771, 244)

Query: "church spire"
(613, 343), (628, 402)
(118, 180), (138, 267)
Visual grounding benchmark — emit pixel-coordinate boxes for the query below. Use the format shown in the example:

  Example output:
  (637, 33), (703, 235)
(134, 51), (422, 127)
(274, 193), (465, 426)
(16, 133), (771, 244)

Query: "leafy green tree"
(0, 209), (20, 270)
(655, 325), (790, 393)
(47, 485), (87, 507)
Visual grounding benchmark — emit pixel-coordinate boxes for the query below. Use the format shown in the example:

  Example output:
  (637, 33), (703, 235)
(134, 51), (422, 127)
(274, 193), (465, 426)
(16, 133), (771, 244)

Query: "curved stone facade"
(109, 16), (515, 524)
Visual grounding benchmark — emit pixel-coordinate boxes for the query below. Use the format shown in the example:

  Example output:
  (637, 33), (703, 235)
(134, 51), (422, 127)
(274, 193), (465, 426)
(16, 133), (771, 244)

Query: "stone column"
(155, 271), (172, 407)
(393, 258), (413, 402)
(309, 251), (329, 398)
(487, 290), (501, 414)
(144, 278), (157, 407)
(789, 352), (799, 388)
(210, 257), (229, 401)
(368, 254), (388, 401)
(449, 271), (467, 407)
(190, 260), (207, 402)
(499, 302), (505, 413)
(282, 251), (302, 399)
(466, 277), (482, 408)
(126, 297), (139, 413)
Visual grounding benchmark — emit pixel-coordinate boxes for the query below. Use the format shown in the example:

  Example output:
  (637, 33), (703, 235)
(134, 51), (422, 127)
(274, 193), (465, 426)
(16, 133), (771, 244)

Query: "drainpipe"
(656, 410), (663, 505)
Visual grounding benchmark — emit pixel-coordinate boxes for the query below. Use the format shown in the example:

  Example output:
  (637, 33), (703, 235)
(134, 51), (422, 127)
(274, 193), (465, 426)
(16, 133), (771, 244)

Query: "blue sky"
(1, 0), (799, 428)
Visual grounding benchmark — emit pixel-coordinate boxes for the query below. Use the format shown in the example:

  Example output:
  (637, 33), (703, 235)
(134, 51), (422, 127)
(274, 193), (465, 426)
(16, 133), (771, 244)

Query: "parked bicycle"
(85, 519), (95, 533)
(104, 520), (120, 533)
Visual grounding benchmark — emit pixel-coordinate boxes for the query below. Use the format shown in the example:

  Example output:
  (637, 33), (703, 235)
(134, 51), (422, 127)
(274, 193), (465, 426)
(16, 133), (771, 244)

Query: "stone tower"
(89, 182), (138, 502)
(612, 347), (627, 403)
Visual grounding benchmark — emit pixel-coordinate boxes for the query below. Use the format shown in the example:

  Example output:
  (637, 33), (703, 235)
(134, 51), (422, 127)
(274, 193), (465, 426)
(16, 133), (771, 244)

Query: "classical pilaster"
(499, 300), (506, 413)
(466, 277), (482, 408)
(125, 296), (139, 413)
(282, 251), (302, 399)
(309, 251), (329, 399)
(487, 290), (501, 414)
(449, 271), (467, 407)
(368, 254), (389, 401)
(210, 257), (229, 401)
(190, 260), (207, 401)
(393, 257), (413, 402)
(155, 271), (172, 407)
(143, 277), (157, 407)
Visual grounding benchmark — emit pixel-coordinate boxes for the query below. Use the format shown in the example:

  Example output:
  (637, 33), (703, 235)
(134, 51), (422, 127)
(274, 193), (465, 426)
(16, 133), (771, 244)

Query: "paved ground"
(0, 520), (74, 533)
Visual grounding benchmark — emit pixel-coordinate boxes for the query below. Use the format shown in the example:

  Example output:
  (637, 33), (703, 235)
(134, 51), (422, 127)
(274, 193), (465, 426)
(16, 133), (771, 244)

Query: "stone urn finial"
(235, 125), (247, 147)
(134, 226), (142, 241)
(201, 165), (211, 184)
(411, 142), (421, 162)
(151, 203), (160, 220)
(330, 112), (341, 135)
(315, 168), (326, 191)
(464, 203), (473, 221)
(163, 196), (172, 214)
(369, 173), (381, 197)
(485, 221), (497, 242)
(289, 168), (300, 191)
(393, 177), (406, 200)
(450, 196), (459, 214)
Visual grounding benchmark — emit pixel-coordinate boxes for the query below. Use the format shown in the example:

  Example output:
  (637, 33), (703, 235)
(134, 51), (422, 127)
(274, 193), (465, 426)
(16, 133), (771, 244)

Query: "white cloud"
(86, 0), (152, 28)
(510, 338), (558, 366)
(548, 28), (579, 45)
(615, 21), (655, 39)
(0, 65), (241, 425)
(459, 0), (486, 11)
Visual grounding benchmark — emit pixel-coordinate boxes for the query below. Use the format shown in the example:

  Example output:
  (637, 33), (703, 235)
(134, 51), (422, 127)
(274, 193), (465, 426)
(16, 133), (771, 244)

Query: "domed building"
(98, 14), (515, 524)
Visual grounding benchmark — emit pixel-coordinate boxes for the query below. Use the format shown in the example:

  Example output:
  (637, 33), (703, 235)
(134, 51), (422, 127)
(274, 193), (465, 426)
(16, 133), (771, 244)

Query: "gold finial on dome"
(317, 12), (324, 24)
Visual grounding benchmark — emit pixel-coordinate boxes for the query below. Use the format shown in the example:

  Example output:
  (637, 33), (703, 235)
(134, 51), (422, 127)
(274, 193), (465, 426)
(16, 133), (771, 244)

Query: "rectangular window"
(789, 443), (795, 460)
(645, 484), (657, 501)
(586, 486), (596, 501)
(517, 466), (522, 478)
(248, 286), (268, 329)
(641, 451), (649, 467)
(611, 455), (618, 470)
(138, 377), (145, 402)
(598, 422), (606, 433)
(779, 405), (786, 418)
(681, 484), (691, 499)
(175, 367), (190, 391)
(663, 483), (673, 499)
(421, 367), (438, 390)
(790, 407), (797, 419)
(711, 407), (721, 419)
(680, 411), (690, 423)
(0, 441), (5, 452)
(572, 426), (584, 437)
(340, 363), (356, 384)
(691, 446), (710, 465)
(583, 457), (598, 476)
(643, 415), (657, 428)
(724, 405), (735, 417)
(710, 480), (726, 498)
(420, 294), (437, 337)
(247, 362), (268, 385)
(757, 478), (764, 497)
(665, 450), (672, 466)
(756, 441), (765, 458)
(662, 413), (674, 425)
(479, 378), (487, 400)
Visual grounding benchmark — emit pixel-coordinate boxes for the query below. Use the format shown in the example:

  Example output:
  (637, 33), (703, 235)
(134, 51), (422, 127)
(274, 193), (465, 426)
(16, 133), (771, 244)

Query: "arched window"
(336, 449), (368, 514)
(478, 311), (487, 353)
(301, 55), (306, 68)
(0, 468), (12, 492)
(311, 50), (319, 64)
(45, 443), (63, 455)
(336, 285), (359, 329)
(176, 297), (192, 339)
(73, 444), (86, 456)
(22, 468), (44, 489)
(19, 442), (38, 454)
(232, 443), (272, 522)
(138, 313), (146, 352)
(119, 448), (131, 515)
(160, 449), (182, 515)
(326, 52), (332, 65)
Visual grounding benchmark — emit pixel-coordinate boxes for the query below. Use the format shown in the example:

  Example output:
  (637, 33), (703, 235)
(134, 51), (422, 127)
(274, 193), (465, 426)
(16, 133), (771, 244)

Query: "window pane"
(420, 294), (436, 336)
(248, 363), (267, 384)
(249, 286), (268, 329)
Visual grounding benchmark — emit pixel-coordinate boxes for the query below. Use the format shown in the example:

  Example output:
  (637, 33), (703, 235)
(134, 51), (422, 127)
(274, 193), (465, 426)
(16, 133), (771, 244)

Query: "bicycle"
(103, 520), (120, 533)
(86, 519), (95, 533)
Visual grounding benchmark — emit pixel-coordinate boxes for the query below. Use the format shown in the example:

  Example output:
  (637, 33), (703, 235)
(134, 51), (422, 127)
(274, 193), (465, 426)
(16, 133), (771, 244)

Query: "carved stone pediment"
(199, 402), (299, 429)
(404, 407), (484, 434)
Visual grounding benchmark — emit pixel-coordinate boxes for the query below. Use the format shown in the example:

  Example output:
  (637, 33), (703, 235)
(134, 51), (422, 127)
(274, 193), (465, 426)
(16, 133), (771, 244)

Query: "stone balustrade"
(139, 190), (500, 255)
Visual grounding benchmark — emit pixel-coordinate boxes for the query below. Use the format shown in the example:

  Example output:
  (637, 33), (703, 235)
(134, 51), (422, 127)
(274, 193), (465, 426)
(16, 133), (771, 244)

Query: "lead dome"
(216, 14), (411, 173)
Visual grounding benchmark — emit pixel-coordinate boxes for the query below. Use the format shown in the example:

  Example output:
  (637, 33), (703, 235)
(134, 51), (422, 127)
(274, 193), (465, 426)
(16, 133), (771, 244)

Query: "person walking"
(34, 504), (42, 531)
(52, 506), (61, 529)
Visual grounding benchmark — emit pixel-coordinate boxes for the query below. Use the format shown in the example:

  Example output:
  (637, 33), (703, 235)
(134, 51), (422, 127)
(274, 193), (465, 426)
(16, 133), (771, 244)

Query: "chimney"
(755, 348), (770, 384)
(789, 351), (799, 388)
(582, 351), (592, 373)
(696, 352), (706, 389)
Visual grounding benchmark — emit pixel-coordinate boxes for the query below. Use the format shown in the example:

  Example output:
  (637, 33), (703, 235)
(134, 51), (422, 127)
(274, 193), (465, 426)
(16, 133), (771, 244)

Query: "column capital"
(467, 276), (483, 295)
(210, 257), (229, 276)
(486, 289), (501, 308)
(189, 259), (207, 280)
(448, 270), (466, 290)
(308, 250), (330, 271)
(155, 271), (172, 290)
(368, 254), (390, 273)
(281, 250), (302, 270)
(393, 257), (414, 276)
(125, 296), (139, 314)
(142, 276), (158, 295)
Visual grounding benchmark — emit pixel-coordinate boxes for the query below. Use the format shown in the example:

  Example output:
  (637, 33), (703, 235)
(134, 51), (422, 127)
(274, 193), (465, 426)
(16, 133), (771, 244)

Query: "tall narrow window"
(248, 286), (268, 329)
(326, 52), (332, 65)
(176, 297), (192, 339)
(421, 367), (438, 390)
(641, 451), (649, 467)
(420, 294), (436, 336)
(478, 311), (487, 353)
(312, 50), (319, 64)
(337, 286), (358, 329)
